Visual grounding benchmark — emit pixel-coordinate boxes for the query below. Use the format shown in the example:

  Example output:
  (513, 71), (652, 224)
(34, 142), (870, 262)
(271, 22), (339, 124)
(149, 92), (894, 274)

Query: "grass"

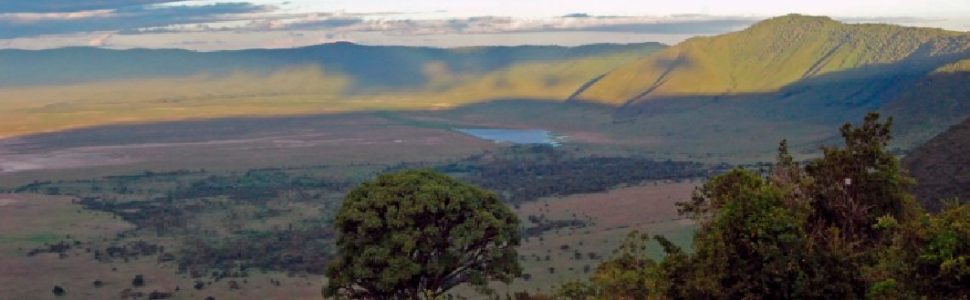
(0, 194), (132, 255)
(0, 233), (61, 246)
(0, 113), (499, 187)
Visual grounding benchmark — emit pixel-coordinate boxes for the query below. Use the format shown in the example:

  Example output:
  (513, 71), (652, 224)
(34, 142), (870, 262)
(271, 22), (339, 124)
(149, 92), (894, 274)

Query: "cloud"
(127, 13), (755, 36)
(310, 15), (757, 36)
(87, 32), (114, 47)
(0, 0), (184, 13)
(837, 16), (942, 25)
(0, 10), (115, 23)
(0, 2), (271, 38)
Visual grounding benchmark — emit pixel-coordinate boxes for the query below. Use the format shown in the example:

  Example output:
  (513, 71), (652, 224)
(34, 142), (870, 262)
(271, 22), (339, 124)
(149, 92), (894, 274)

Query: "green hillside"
(883, 60), (970, 146)
(574, 15), (970, 105)
(0, 42), (665, 91)
(904, 117), (970, 211)
(0, 44), (662, 138)
(2, 15), (970, 153)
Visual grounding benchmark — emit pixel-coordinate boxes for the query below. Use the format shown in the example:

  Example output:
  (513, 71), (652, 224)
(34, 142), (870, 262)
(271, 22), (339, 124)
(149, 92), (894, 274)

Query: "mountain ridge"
(0, 42), (667, 90)
(2, 15), (970, 153)
(573, 14), (970, 105)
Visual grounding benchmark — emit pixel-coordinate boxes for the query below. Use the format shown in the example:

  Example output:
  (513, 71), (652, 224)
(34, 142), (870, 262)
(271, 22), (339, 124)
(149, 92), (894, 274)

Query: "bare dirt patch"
(0, 114), (497, 186)
(519, 181), (698, 229)
(487, 181), (699, 295)
(0, 197), (17, 206)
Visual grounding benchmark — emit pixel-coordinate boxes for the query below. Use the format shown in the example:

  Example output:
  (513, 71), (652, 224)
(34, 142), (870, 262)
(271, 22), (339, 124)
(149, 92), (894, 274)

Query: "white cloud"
(1, 0), (968, 49)
(0, 9), (115, 23)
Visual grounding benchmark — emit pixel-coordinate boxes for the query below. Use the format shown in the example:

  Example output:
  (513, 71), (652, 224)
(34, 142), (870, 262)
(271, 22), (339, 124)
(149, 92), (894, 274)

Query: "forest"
(512, 114), (970, 299)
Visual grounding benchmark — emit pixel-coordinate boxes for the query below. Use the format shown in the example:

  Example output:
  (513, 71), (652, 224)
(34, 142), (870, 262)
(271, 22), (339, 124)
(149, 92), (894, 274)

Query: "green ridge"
(576, 14), (970, 105)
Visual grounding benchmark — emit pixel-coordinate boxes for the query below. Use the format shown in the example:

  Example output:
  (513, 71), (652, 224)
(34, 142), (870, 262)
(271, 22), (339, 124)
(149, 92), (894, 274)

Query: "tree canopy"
(536, 112), (969, 299)
(324, 169), (521, 299)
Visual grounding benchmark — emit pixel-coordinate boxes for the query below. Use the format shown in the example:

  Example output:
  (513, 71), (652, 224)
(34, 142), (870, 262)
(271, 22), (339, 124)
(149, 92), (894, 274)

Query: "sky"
(1, 0), (969, 50)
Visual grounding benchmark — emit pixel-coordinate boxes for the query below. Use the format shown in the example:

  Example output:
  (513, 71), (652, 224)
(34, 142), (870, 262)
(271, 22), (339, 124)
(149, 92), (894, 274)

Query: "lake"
(456, 128), (561, 146)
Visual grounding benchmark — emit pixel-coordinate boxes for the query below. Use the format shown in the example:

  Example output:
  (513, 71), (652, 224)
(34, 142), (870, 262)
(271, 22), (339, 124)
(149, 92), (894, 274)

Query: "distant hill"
(2, 15), (970, 155)
(0, 42), (664, 138)
(0, 42), (666, 91)
(883, 58), (970, 146)
(565, 14), (970, 149)
(904, 117), (970, 211)
(573, 15), (970, 105)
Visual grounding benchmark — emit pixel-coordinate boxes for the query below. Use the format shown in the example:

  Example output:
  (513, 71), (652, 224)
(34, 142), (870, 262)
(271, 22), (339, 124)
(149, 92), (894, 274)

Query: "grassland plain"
(0, 175), (344, 300)
(0, 98), (834, 189)
(0, 181), (696, 299)
(0, 113), (499, 187)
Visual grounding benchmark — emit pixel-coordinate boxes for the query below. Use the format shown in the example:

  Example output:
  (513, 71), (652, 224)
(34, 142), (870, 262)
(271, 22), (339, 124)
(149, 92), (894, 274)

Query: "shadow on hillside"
(0, 43), (665, 91)
(4, 51), (970, 159)
(604, 47), (970, 148)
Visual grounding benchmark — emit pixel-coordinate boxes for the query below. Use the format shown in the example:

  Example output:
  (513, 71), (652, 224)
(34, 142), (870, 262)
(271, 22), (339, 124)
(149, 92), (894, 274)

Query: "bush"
(131, 274), (144, 287)
(52, 285), (65, 296)
(324, 170), (521, 299)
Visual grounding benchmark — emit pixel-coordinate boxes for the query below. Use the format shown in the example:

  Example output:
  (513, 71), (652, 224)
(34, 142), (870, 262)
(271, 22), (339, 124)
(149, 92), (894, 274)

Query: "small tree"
(324, 169), (521, 299)
(684, 169), (810, 299)
(805, 112), (919, 244)
(869, 202), (970, 299)
(132, 274), (144, 287)
(590, 230), (656, 299)
(52, 285), (65, 297)
(557, 280), (597, 300)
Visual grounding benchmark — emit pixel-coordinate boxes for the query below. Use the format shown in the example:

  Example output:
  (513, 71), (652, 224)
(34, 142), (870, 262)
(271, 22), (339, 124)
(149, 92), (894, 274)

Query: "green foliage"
(589, 231), (657, 299)
(805, 112), (919, 244)
(324, 169), (521, 299)
(429, 145), (708, 204)
(684, 169), (817, 298)
(562, 112), (968, 299)
(869, 203), (970, 299)
(556, 280), (597, 300)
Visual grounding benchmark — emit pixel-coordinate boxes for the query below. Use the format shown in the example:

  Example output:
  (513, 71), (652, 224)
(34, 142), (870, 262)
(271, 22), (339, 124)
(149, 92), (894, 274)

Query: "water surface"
(456, 128), (561, 145)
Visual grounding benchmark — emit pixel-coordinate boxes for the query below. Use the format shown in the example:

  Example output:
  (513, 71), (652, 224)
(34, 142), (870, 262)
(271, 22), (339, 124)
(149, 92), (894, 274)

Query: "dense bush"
(325, 170), (521, 299)
(555, 113), (970, 299)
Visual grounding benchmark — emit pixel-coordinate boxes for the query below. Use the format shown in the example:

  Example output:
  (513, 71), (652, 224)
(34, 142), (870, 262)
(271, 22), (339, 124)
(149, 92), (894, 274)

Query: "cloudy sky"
(1, 0), (969, 50)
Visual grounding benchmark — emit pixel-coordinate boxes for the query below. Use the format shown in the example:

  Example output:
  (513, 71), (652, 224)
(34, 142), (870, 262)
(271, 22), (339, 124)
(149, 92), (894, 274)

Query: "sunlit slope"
(575, 15), (970, 105)
(0, 67), (351, 138)
(934, 57), (970, 73)
(0, 45), (661, 138)
(402, 50), (652, 106)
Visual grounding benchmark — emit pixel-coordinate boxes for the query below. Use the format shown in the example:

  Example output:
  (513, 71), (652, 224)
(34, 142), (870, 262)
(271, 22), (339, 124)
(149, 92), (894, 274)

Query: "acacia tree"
(681, 169), (812, 299)
(590, 230), (656, 299)
(324, 169), (521, 299)
(805, 112), (919, 244)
